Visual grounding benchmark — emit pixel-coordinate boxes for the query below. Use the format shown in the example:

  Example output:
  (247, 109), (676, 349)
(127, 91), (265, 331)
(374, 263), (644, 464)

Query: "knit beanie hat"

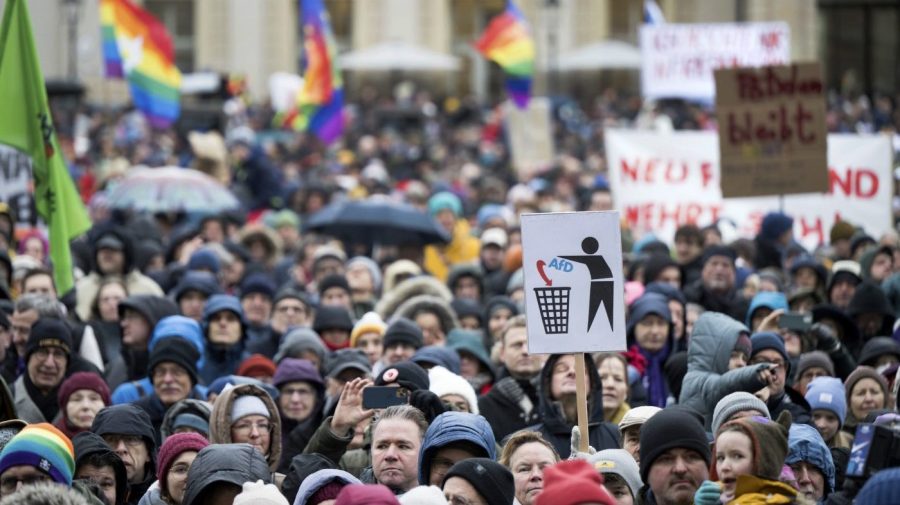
(234, 479), (289, 505)
(428, 366), (478, 414)
(830, 221), (855, 243)
(188, 249), (221, 274)
(57, 372), (112, 411)
(845, 366), (889, 405)
(733, 334), (752, 358)
(535, 459), (616, 505)
(375, 361), (429, 392)
(273, 358), (324, 390)
(157, 433), (209, 496)
(805, 377), (847, 426)
(711, 392), (771, 435)
(760, 212), (794, 241)
(427, 192), (462, 217)
(443, 458), (514, 505)
(310, 482), (346, 505)
(313, 306), (355, 333)
(639, 407), (710, 482)
(274, 327), (326, 364)
(319, 274), (352, 296)
(335, 484), (400, 505)
(240, 273), (277, 300)
(618, 406), (661, 434)
(383, 317), (424, 350)
(397, 485), (447, 505)
(351, 311), (387, 348)
(231, 395), (271, 422)
(25, 319), (72, 360)
(795, 351), (835, 380)
(701, 245), (736, 265)
(586, 449), (643, 500)
(347, 256), (383, 294)
(750, 332), (789, 374)
(148, 337), (200, 385)
(712, 411), (792, 481)
(237, 354), (277, 379)
(0, 423), (74, 486)
(412, 346), (461, 375)
(854, 466), (900, 505)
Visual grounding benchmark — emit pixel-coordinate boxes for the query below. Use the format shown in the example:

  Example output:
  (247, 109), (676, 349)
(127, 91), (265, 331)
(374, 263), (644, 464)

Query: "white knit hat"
(398, 485), (449, 505)
(233, 480), (288, 505)
(231, 395), (270, 423)
(428, 366), (479, 415)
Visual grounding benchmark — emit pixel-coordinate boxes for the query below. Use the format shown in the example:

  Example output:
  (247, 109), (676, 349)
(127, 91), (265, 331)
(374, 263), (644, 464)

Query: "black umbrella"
(304, 197), (451, 246)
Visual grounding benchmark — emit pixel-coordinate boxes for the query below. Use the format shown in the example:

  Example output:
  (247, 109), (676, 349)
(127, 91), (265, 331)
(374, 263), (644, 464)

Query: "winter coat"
(394, 295), (460, 337)
(679, 312), (769, 426)
(477, 375), (541, 442)
(294, 468), (361, 505)
(137, 484), (166, 505)
(423, 220), (480, 282)
(73, 432), (128, 505)
(767, 387), (812, 426)
(785, 424), (835, 496)
(0, 375), (15, 421)
(200, 344), (248, 386)
(159, 398), (212, 439)
(418, 412), (496, 484)
(92, 404), (158, 505)
(728, 474), (801, 504)
(245, 323), (279, 357)
(375, 276), (454, 321)
(279, 407), (324, 474)
(181, 443), (272, 505)
(528, 354), (620, 458)
(13, 375), (62, 424)
(302, 416), (370, 478)
(208, 383), (282, 472)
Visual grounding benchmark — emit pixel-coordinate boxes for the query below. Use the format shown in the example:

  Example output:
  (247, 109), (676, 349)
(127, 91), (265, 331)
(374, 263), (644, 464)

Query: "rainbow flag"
(475, 0), (535, 109)
(282, 0), (343, 144)
(100, 0), (181, 128)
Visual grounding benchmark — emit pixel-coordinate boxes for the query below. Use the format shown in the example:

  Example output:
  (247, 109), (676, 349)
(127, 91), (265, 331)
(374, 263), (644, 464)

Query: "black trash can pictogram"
(534, 286), (571, 334)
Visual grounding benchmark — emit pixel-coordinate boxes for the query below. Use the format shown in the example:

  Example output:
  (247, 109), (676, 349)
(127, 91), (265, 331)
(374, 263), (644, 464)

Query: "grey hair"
(371, 405), (428, 440)
(13, 294), (64, 319)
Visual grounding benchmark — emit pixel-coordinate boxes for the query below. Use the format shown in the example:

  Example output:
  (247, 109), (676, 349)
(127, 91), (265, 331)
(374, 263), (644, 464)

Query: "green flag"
(0, 0), (91, 294)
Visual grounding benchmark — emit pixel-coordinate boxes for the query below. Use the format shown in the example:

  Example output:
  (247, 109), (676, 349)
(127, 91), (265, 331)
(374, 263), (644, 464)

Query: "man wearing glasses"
(133, 335), (203, 434)
(750, 332), (812, 425)
(12, 319), (71, 424)
(91, 404), (159, 503)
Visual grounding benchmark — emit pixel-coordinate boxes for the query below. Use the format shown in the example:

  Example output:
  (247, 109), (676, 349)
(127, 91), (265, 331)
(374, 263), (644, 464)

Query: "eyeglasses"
(102, 434), (145, 448)
(0, 472), (50, 493)
(232, 421), (271, 435)
(152, 364), (188, 380)
(32, 347), (67, 361)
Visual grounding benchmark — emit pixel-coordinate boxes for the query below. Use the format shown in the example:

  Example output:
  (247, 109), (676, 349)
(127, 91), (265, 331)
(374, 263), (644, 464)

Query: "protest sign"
(640, 22), (790, 101)
(0, 143), (35, 227)
(520, 211), (626, 354)
(605, 130), (893, 250)
(715, 63), (828, 197)
(505, 97), (554, 177)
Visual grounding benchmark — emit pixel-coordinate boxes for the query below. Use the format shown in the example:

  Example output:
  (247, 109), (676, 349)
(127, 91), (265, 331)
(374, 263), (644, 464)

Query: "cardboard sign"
(604, 130), (893, 250)
(520, 212), (626, 354)
(715, 63), (828, 197)
(505, 97), (554, 177)
(0, 144), (36, 227)
(640, 22), (790, 101)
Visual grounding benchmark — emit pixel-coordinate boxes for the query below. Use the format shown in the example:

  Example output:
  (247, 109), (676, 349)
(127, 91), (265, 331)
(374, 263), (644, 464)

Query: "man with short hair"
(674, 225), (704, 286)
(6, 295), (64, 381)
(91, 404), (158, 503)
(13, 319), (71, 423)
(20, 268), (56, 297)
(371, 405), (428, 494)
(637, 408), (710, 505)
(683, 246), (749, 321)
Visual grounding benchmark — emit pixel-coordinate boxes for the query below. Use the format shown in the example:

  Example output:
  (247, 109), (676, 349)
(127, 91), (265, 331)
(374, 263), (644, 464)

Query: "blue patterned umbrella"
(105, 166), (240, 213)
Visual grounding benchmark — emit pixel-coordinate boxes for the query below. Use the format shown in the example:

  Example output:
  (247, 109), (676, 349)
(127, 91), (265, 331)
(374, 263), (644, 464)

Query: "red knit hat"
(157, 433), (209, 497)
(57, 372), (111, 411)
(237, 354), (277, 379)
(535, 459), (617, 505)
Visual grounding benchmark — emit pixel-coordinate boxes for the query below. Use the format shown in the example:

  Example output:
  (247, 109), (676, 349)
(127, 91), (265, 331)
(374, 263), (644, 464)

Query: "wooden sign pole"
(575, 352), (590, 453)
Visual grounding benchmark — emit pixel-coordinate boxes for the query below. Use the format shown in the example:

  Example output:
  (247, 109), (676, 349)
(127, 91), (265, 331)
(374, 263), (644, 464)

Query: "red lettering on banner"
(701, 162), (714, 188)
(798, 217), (824, 246)
(619, 158), (715, 186)
(736, 65), (823, 101)
(623, 203), (723, 232)
(828, 168), (879, 198)
(725, 103), (816, 145)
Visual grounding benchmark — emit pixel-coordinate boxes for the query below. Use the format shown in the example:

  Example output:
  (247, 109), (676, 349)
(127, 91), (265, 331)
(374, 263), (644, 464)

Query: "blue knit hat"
(202, 294), (247, 327)
(805, 377), (847, 427)
(427, 191), (462, 217)
(760, 212), (794, 241)
(745, 291), (788, 327)
(751, 332), (788, 363)
(855, 467), (900, 505)
(187, 249), (221, 274)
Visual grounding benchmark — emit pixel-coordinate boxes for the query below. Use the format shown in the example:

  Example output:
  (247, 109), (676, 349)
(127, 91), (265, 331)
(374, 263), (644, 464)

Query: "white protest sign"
(605, 130), (893, 249)
(521, 212), (626, 354)
(0, 144), (35, 226)
(505, 97), (554, 177)
(640, 22), (790, 101)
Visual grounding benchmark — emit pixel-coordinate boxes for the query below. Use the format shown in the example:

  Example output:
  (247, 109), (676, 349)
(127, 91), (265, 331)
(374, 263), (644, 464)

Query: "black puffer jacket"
(73, 432), (128, 505)
(182, 444), (271, 505)
(91, 404), (158, 505)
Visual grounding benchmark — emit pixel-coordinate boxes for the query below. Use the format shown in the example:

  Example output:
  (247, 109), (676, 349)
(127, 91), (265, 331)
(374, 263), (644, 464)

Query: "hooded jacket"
(529, 354), (620, 458)
(105, 296), (179, 392)
(208, 383), (282, 472)
(786, 424), (835, 497)
(423, 219), (480, 282)
(91, 404), (158, 504)
(182, 443), (272, 505)
(375, 276), (454, 321)
(418, 412), (496, 485)
(394, 295), (460, 338)
(294, 469), (362, 505)
(199, 295), (249, 384)
(73, 432), (128, 505)
(477, 373), (542, 442)
(159, 398), (212, 439)
(679, 312), (769, 426)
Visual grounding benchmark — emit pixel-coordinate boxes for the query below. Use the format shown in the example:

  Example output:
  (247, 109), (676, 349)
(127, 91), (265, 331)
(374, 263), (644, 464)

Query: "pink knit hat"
(157, 433), (209, 495)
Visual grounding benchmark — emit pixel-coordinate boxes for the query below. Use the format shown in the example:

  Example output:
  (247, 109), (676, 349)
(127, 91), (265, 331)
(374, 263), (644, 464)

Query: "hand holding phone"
(362, 386), (409, 410)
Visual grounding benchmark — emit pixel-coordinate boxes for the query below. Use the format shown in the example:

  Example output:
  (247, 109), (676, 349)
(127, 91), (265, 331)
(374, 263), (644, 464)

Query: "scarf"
(634, 343), (670, 408)
(23, 372), (60, 422)
(323, 339), (350, 352)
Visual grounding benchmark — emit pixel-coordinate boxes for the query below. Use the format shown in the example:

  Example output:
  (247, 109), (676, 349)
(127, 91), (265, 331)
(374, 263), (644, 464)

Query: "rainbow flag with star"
(281, 0), (344, 144)
(475, 0), (535, 109)
(100, 0), (181, 128)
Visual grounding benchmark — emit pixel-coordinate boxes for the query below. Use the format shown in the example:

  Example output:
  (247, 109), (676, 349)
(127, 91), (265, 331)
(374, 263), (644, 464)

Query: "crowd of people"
(0, 85), (898, 505)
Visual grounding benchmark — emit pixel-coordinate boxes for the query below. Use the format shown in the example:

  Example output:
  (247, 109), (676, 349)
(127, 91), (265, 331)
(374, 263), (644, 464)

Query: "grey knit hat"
(711, 392), (771, 435)
(587, 449), (643, 499)
(274, 327), (326, 364)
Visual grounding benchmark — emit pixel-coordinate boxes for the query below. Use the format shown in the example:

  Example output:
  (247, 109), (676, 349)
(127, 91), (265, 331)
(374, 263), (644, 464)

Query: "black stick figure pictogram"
(560, 236), (614, 331)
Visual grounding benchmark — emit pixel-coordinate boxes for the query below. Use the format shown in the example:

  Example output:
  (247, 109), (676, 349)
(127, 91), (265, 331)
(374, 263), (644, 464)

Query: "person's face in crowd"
(646, 448), (708, 505)
(0, 465), (52, 496)
(10, 308), (38, 356)
(870, 252), (893, 282)
(634, 314), (668, 352)
(346, 265), (375, 302)
(657, 266), (681, 289)
(277, 225), (300, 251)
(121, 309), (151, 348)
(152, 362), (192, 406)
(96, 246), (125, 275)
(790, 461), (826, 502)
(313, 257), (344, 284)
(429, 446), (480, 486)
(223, 259), (245, 288)
(849, 378), (885, 420)
(241, 293), (272, 326)
(66, 388), (105, 429)
(550, 355), (588, 400)
(321, 286), (352, 309)
(749, 308), (773, 332)
(415, 312), (445, 346)
(271, 298), (310, 333)
(355, 332), (383, 365)
(510, 442), (557, 505)
(201, 220), (225, 243)
(279, 380), (317, 422)
(589, 190), (614, 212)
(796, 367), (830, 396)
(715, 430), (753, 499)
(622, 426), (642, 463)
(27, 345), (67, 393)
(481, 244), (505, 272)
(811, 409), (840, 443)
(435, 209), (456, 235)
(371, 418), (422, 493)
(749, 349), (786, 397)
(384, 343), (416, 365)
(179, 291), (207, 321)
(500, 327), (544, 380)
(701, 256), (735, 294)
(674, 237), (702, 265)
(458, 352), (483, 380)
(76, 463), (117, 505)
(854, 312), (885, 339)
(453, 276), (481, 302)
(598, 357), (628, 416)
(320, 328), (350, 348)
(440, 394), (470, 413)
(22, 237), (45, 262)
(829, 279), (856, 308)
(326, 369), (365, 399)
(444, 476), (487, 505)
(793, 267), (819, 290)
(164, 450), (197, 505)
(728, 351), (748, 371)
(22, 273), (55, 298)
(103, 434), (149, 483)
(488, 307), (513, 341)
(781, 330), (802, 358)
(208, 310), (242, 345)
(97, 283), (127, 322)
(231, 414), (271, 455)
(873, 353), (900, 369)
(458, 315), (481, 331)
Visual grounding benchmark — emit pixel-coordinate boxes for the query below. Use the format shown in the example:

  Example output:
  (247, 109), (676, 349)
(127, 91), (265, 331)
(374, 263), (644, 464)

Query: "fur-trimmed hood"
(393, 294), (460, 333)
(375, 276), (453, 320)
(208, 383), (282, 472)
